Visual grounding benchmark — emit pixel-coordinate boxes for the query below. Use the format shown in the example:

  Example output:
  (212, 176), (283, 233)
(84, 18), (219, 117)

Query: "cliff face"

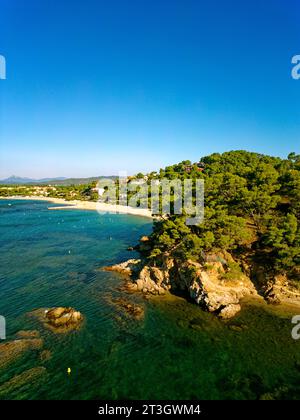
(105, 252), (258, 319)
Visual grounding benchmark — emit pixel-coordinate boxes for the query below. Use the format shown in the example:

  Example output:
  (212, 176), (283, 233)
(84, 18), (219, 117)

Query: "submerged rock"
(228, 323), (248, 332)
(115, 298), (144, 320)
(0, 338), (43, 369)
(40, 349), (52, 361)
(16, 330), (40, 339)
(108, 297), (144, 321)
(0, 367), (47, 398)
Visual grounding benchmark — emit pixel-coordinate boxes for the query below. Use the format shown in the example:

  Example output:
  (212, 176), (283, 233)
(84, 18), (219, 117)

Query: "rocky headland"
(104, 238), (300, 319)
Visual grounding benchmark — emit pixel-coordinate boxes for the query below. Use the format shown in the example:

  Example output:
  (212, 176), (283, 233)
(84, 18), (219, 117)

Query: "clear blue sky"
(0, 0), (299, 178)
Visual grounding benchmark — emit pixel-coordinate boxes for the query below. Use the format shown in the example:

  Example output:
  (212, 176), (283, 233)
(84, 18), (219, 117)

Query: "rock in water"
(0, 367), (47, 398)
(45, 307), (83, 329)
(102, 259), (142, 276)
(16, 330), (40, 339)
(0, 338), (43, 369)
(30, 307), (83, 333)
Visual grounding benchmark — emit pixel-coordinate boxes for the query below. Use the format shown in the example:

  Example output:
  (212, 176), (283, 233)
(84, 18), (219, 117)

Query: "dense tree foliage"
(1, 150), (299, 279)
(145, 151), (300, 278)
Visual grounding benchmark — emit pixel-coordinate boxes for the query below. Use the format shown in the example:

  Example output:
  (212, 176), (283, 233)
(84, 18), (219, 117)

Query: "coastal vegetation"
(144, 150), (300, 280)
(1, 150), (299, 312)
(0, 183), (99, 201)
(1, 170), (300, 399)
(106, 151), (300, 318)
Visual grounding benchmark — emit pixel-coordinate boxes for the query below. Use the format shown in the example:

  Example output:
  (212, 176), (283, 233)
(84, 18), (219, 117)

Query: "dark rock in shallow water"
(0, 338), (43, 369)
(228, 322), (248, 332)
(0, 367), (47, 398)
(16, 330), (40, 339)
(40, 349), (52, 361)
(228, 325), (244, 332)
(112, 298), (144, 320)
(189, 318), (205, 331)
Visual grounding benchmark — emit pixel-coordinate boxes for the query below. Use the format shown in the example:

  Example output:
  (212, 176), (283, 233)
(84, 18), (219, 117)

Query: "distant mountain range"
(0, 175), (117, 186)
(0, 176), (67, 184)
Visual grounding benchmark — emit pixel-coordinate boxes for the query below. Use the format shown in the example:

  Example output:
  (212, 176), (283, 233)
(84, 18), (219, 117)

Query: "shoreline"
(2, 197), (300, 314)
(0, 196), (154, 219)
(106, 257), (300, 317)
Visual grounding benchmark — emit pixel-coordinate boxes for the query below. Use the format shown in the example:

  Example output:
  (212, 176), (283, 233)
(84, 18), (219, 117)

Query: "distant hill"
(0, 176), (67, 185)
(0, 175), (117, 186)
(45, 176), (117, 186)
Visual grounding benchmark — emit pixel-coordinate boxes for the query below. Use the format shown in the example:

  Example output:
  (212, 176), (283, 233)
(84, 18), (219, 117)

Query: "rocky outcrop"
(218, 304), (242, 319)
(186, 259), (257, 318)
(103, 259), (142, 276)
(264, 274), (300, 306)
(138, 236), (152, 252)
(106, 252), (257, 318)
(30, 307), (83, 333)
(250, 262), (300, 306)
(45, 307), (83, 330)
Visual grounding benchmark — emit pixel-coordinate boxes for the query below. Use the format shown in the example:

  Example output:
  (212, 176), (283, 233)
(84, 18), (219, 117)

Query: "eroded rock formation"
(30, 307), (83, 333)
(105, 252), (258, 319)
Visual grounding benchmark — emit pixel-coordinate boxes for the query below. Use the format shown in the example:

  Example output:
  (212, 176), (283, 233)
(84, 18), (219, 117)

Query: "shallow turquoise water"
(1, 199), (300, 400)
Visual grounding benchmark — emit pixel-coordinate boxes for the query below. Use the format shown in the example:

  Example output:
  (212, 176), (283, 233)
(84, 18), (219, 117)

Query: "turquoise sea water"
(1, 199), (300, 400)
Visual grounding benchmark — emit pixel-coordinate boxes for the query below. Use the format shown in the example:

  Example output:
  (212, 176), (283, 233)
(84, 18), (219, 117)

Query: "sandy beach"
(0, 196), (154, 219)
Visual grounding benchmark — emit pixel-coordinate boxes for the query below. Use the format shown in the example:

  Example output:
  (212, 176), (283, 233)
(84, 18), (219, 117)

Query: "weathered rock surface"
(250, 263), (300, 306)
(46, 307), (82, 329)
(30, 307), (83, 333)
(218, 304), (241, 319)
(264, 274), (300, 306)
(106, 252), (257, 318)
(103, 259), (142, 276)
(186, 259), (256, 316)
